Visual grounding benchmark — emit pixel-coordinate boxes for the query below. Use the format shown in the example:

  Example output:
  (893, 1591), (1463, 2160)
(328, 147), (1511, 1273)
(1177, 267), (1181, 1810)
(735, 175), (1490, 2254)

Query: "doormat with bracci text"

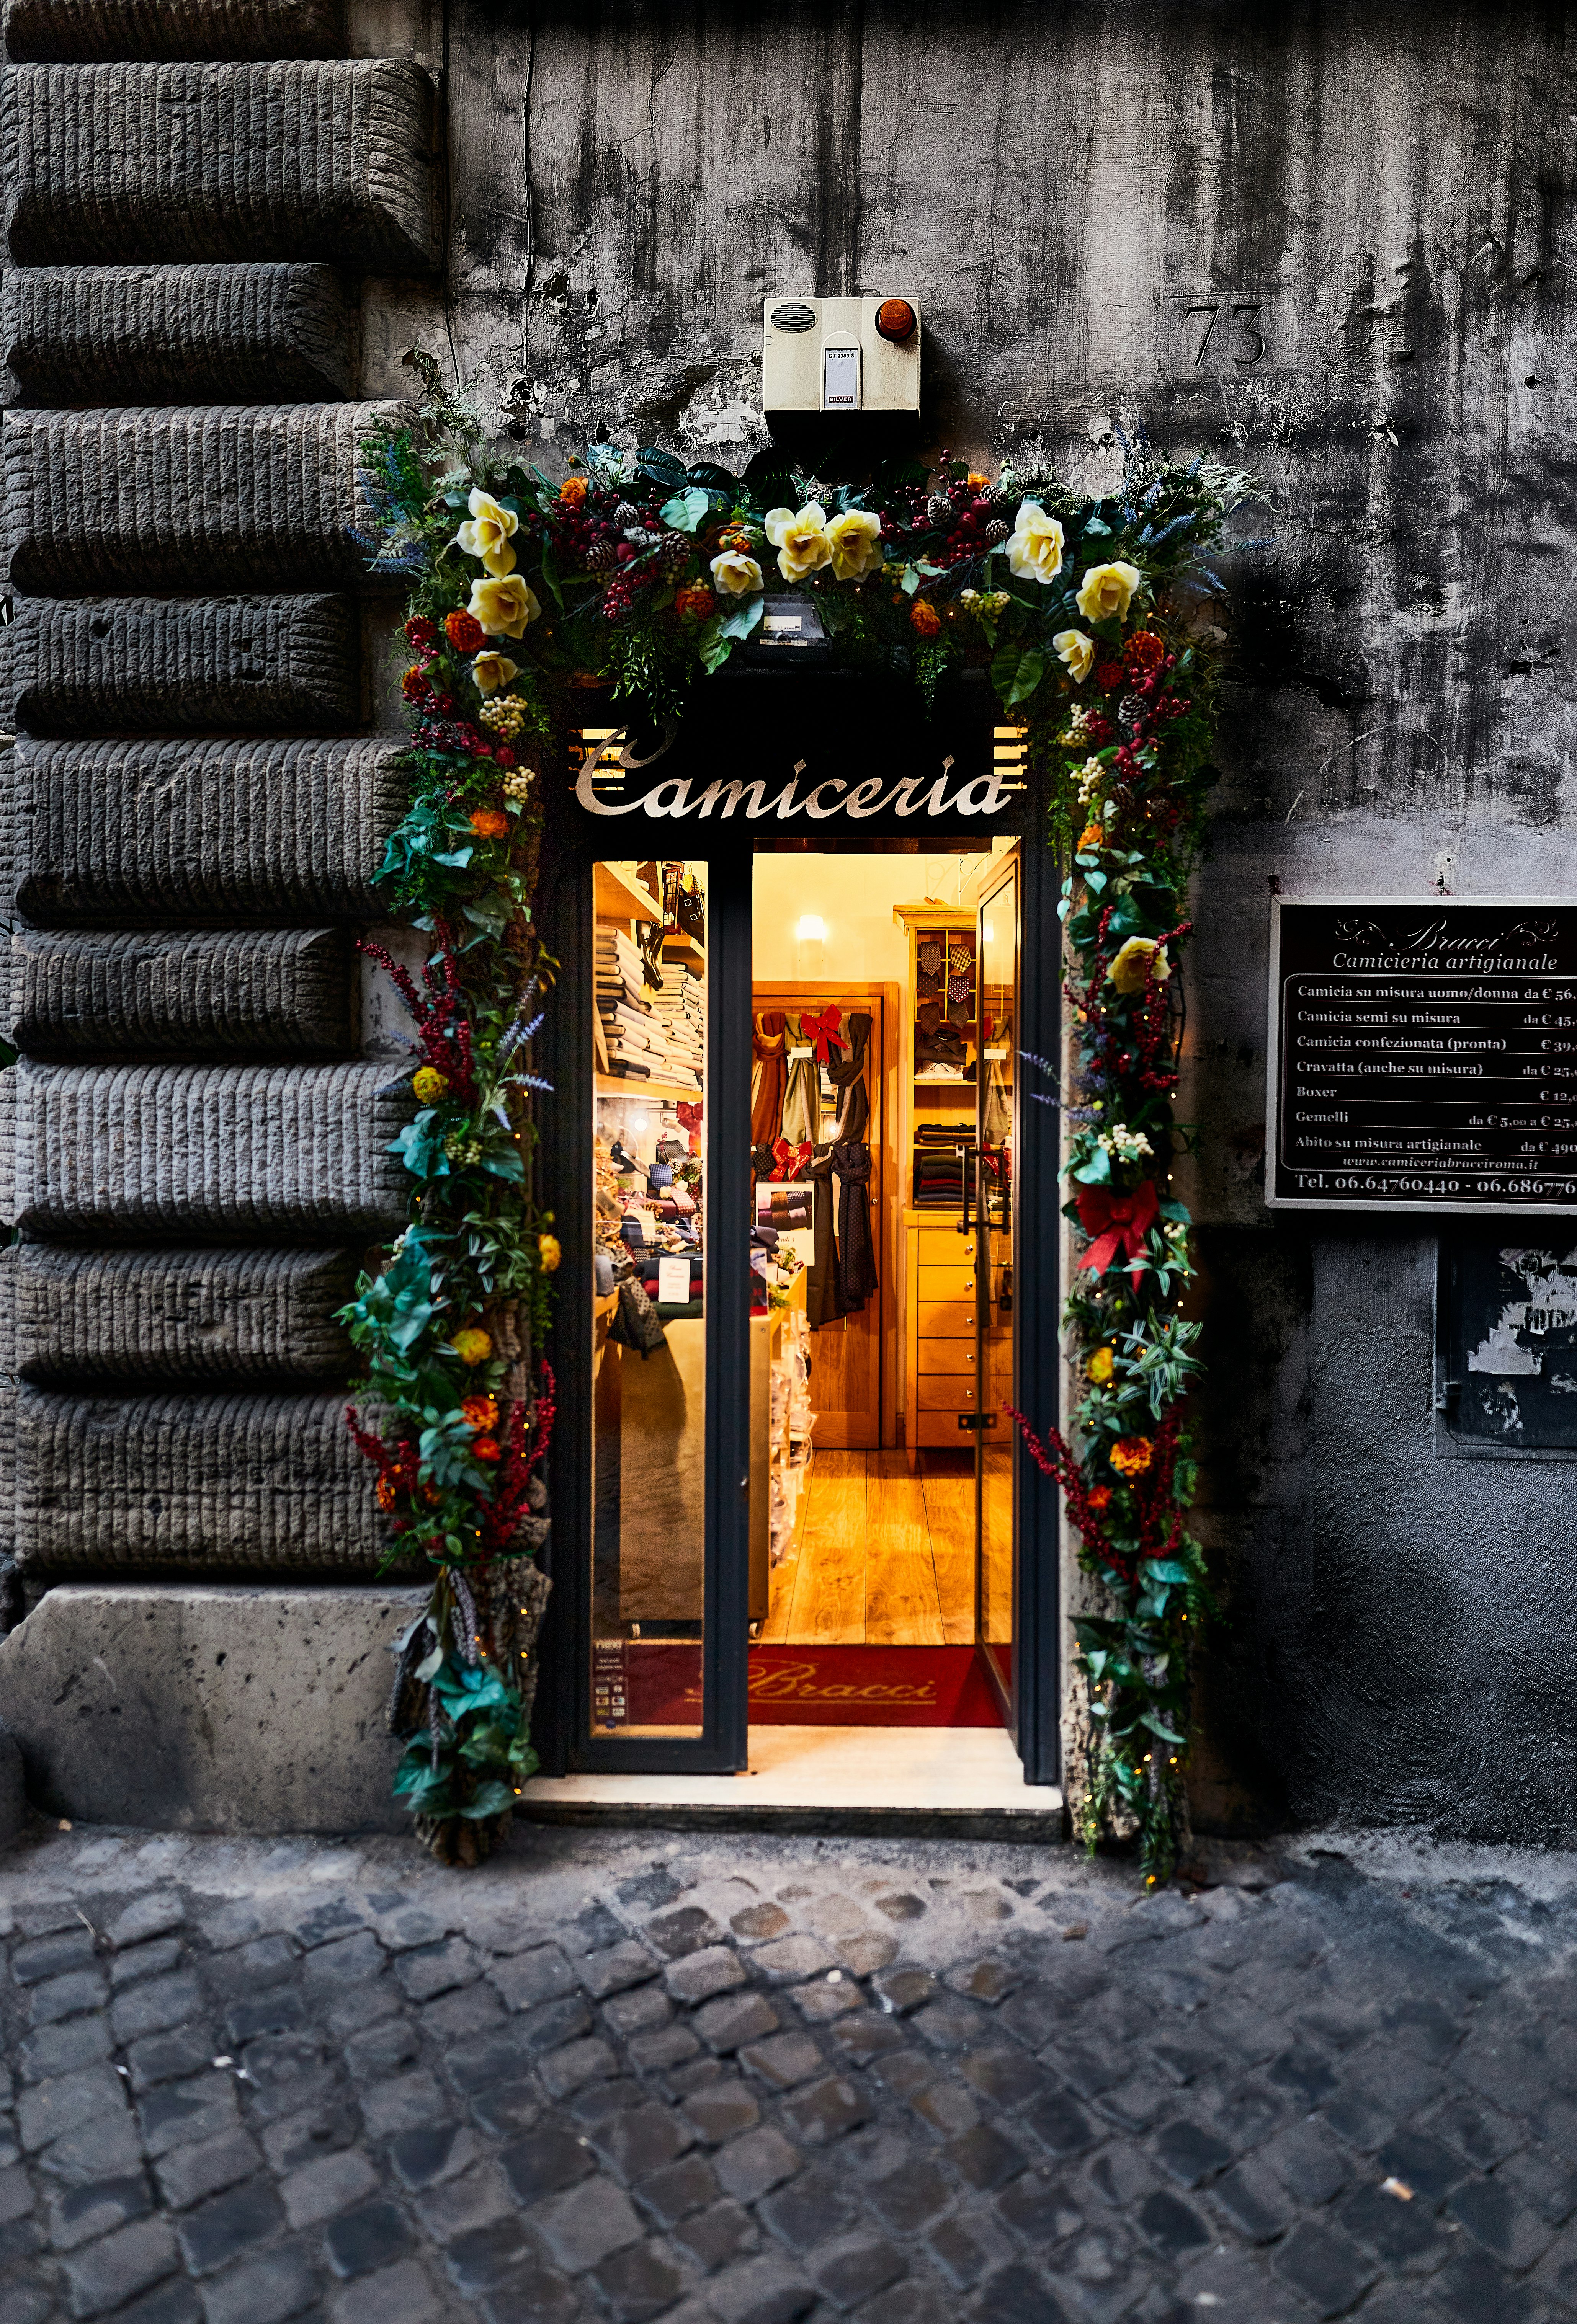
(605, 1642), (1002, 1727)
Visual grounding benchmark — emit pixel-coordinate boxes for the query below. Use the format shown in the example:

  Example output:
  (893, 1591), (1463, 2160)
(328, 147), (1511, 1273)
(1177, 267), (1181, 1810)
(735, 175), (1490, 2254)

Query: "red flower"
(1094, 661), (1124, 693)
(404, 615), (439, 651)
(472, 1436), (502, 1464)
(1087, 1484), (1112, 1513)
(401, 665), (431, 703)
(495, 747), (516, 771)
(445, 610), (485, 653)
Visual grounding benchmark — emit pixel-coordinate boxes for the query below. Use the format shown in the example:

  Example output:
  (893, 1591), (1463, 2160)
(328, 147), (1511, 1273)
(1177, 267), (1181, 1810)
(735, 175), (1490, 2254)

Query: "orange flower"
(559, 475), (588, 504)
(1110, 1436), (1154, 1479)
(400, 664), (430, 702)
(445, 610), (485, 653)
(675, 584), (716, 621)
(469, 808), (508, 839)
(967, 471), (990, 489)
(472, 1436), (502, 1464)
(461, 1395), (498, 1432)
(376, 1475), (400, 1512)
(910, 599), (941, 638)
(1087, 1484), (1112, 1513)
(1077, 823), (1105, 853)
(1125, 630), (1166, 672)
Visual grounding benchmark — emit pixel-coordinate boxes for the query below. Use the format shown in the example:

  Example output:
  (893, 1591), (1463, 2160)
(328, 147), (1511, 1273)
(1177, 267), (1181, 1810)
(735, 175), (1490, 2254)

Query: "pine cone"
(657, 530), (691, 574)
(1118, 690), (1147, 735)
(585, 539), (616, 573)
(984, 518), (1009, 545)
(927, 491), (953, 526)
(613, 500), (641, 529)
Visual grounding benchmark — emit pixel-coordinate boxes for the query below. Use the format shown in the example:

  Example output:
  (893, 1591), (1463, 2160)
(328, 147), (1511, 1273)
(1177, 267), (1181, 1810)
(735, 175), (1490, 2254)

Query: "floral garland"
(353, 354), (1246, 1875)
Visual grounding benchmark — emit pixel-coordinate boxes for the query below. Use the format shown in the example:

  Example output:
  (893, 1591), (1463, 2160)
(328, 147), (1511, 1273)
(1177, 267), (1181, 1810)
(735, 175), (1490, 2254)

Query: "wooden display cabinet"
(892, 903), (980, 1466)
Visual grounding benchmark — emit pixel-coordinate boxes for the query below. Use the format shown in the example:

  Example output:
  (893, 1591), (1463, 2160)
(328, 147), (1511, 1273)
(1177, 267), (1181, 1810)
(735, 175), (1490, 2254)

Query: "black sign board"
(1267, 898), (1577, 1213)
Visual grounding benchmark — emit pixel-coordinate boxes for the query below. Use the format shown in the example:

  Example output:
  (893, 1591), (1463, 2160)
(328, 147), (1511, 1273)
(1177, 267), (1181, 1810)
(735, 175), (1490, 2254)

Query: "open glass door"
(975, 852), (1019, 1719)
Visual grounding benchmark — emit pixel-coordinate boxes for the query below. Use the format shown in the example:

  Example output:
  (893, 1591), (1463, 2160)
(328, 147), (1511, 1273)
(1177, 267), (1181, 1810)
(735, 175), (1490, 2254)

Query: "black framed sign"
(1267, 897), (1577, 1213)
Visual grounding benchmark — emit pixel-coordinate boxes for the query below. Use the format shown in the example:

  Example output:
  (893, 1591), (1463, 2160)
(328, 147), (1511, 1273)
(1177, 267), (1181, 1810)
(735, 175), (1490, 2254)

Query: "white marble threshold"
(521, 1724), (1063, 1814)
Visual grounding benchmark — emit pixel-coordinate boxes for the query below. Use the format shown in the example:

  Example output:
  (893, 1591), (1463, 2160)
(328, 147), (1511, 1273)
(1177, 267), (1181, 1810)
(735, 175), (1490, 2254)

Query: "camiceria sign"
(572, 724), (1028, 824)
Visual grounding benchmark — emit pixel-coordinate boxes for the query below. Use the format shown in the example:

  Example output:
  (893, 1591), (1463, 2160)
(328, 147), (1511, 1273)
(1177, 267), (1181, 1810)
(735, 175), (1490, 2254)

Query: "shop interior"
(589, 846), (1017, 1747)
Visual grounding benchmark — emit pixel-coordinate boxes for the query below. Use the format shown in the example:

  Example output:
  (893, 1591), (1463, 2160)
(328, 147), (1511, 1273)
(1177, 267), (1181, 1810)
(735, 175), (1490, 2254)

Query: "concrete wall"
(404, 0), (1577, 1841)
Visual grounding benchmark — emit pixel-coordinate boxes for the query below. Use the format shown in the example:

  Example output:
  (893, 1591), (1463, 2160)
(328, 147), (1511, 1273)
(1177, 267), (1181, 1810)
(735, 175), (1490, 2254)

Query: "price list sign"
(1267, 899), (1577, 1213)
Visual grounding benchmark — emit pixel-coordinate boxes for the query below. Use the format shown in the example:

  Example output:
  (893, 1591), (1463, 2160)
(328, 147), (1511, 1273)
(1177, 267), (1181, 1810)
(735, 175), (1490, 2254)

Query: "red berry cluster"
(404, 615), (440, 653)
(602, 570), (652, 622)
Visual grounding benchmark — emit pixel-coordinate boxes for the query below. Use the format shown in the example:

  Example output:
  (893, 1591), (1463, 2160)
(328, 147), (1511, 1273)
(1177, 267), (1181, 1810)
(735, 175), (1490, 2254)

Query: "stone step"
(0, 1056), (410, 1235)
(1, 734), (401, 924)
(2, 1384), (385, 1570)
(0, 1240), (355, 1384)
(4, 0), (346, 62)
(0, 1582), (418, 1832)
(6, 400), (402, 592)
(3, 57), (437, 269)
(2, 924), (355, 1058)
(6, 590), (361, 733)
(1, 262), (355, 408)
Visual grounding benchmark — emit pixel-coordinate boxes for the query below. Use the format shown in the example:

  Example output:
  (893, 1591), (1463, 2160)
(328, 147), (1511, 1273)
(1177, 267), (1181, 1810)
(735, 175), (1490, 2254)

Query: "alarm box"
(762, 296), (922, 418)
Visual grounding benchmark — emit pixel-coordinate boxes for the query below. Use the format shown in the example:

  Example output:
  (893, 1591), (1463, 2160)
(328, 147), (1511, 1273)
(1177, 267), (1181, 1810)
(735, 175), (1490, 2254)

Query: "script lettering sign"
(1267, 898), (1577, 1213)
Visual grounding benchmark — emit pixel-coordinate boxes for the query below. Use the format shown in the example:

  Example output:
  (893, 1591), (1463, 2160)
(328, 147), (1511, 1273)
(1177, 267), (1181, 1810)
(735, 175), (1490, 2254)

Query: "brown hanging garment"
(751, 1011), (788, 1146)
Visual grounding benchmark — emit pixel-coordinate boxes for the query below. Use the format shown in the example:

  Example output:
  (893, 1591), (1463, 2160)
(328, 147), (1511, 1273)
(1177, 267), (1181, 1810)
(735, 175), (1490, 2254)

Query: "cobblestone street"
(3, 1820), (1577, 2324)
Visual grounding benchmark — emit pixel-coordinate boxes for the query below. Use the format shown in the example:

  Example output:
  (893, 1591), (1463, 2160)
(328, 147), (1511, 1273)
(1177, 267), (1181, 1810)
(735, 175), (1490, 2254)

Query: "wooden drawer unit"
(916, 1299), (974, 1338)
(917, 1263), (976, 1303)
(917, 1373), (979, 1410)
(915, 1410), (993, 1446)
(913, 1227), (976, 1264)
(918, 1337), (976, 1374)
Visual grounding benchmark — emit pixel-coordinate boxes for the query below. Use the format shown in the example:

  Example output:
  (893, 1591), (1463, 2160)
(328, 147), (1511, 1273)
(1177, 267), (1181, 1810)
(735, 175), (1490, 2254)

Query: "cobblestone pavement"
(3, 1821), (1577, 2324)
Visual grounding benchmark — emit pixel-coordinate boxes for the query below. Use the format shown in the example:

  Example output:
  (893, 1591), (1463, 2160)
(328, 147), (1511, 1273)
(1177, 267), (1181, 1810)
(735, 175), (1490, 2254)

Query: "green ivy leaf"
(1005, 646), (1045, 706)
(718, 594), (764, 641)
(659, 486), (711, 535)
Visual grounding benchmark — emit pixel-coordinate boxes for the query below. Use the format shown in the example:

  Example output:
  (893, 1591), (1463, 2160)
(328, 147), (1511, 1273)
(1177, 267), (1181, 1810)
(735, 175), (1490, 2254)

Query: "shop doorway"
(534, 686), (1063, 1803)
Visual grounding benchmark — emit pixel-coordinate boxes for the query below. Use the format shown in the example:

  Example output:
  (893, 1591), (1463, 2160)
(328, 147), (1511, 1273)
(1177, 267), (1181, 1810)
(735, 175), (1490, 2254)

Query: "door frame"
(534, 742), (1062, 1784)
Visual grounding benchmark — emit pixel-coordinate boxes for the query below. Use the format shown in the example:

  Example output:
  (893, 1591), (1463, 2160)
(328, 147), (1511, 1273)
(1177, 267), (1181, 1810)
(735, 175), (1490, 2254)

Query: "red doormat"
(608, 1642), (1003, 1728)
(748, 1645), (1002, 1727)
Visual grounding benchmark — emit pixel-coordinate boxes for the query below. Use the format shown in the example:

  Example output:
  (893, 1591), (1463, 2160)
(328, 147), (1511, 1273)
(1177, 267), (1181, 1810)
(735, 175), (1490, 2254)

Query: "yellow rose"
(1053, 629), (1095, 682)
(710, 549), (764, 598)
(827, 508), (882, 581)
(1086, 1346), (1115, 1384)
(467, 575), (540, 638)
(471, 650), (520, 696)
(455, 488), (520, 578)
(1076, 561), (1142, 625)
(450, 1327), (493, 1367)
(538, 1232), (562, 1273)
(1005, 500), (1065, 585)
(1108, 936), (1170, 996)
(411, 1067), (448, 1105)
(764, 502), (833, 583)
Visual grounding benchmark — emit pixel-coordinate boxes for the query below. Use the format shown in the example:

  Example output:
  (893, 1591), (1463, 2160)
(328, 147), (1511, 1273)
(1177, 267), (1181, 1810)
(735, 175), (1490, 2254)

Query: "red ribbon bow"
(771, 1137), (814, 1180)
(676, 1099), (703, 1152)
(1075, 1180), (1160, 1283)
(800, 1005), (845, 1063)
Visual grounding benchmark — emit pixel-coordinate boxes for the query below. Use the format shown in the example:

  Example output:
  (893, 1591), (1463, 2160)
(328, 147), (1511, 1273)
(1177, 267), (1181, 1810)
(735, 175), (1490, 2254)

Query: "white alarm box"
(762, 297), (922, 416)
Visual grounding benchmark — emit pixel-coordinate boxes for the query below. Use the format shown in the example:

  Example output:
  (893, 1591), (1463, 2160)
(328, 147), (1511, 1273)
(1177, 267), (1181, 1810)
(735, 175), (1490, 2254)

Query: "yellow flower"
(472, 650), (520, 695)
(709, 549), (764, 598)
(467, 575), (540, 639)
(450, 1327), (493, 1367)
(1086, 1346), (1115, 1384)
(1109, 936), (1170, 996)
(538, 1233), (562, 1273)
(764, 502), (833, 582)
(455, 488), (520, 578)
(827, 508), (882, 580)
(1110, 1435), (1154, 1478)
(1005, 500), (1065, 586)
(1053, 628), (1095, 682)
(411, 1067), (448, 1105)
(1076, 560), (1142, 625)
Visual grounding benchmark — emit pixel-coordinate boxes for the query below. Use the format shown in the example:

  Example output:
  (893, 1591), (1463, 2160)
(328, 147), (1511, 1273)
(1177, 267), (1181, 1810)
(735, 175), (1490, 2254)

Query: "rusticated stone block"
(5, 592), (361, 733)
(0, 1058), (409, 1235)
(0, 1582), (420, 1833)
(0, 1242), (355, 1384)
(4, 926), (355, 1058)
(4, 0), (346, 63)
(6, 402), (404, 591)
(3, 59), (437, 269)
(2, 1386), (384, 1568)
(0, 263), (355, 408)
(4, 735), (402, 924)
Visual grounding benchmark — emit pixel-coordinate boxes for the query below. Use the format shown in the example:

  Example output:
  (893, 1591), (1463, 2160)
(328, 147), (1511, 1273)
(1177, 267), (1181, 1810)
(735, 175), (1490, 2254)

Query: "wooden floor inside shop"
(763, 1448), (1001, 1647)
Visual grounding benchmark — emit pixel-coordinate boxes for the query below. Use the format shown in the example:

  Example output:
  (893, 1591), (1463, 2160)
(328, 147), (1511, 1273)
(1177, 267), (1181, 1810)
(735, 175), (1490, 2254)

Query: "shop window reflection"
(591, 861), (708, 1736)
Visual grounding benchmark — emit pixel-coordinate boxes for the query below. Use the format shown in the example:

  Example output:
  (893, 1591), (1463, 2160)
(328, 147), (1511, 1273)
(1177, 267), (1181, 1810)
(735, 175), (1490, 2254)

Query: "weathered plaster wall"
(380, 0), (1577, 1839)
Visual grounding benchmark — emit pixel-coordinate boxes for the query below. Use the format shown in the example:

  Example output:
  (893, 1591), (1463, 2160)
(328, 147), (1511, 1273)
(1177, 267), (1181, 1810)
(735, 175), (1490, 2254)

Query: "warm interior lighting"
(796, 915), (827, 942)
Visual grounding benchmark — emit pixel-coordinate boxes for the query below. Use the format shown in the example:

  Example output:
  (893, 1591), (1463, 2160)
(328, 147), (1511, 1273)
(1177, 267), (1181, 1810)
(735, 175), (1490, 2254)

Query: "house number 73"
(1186, 302), (1267, 366)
